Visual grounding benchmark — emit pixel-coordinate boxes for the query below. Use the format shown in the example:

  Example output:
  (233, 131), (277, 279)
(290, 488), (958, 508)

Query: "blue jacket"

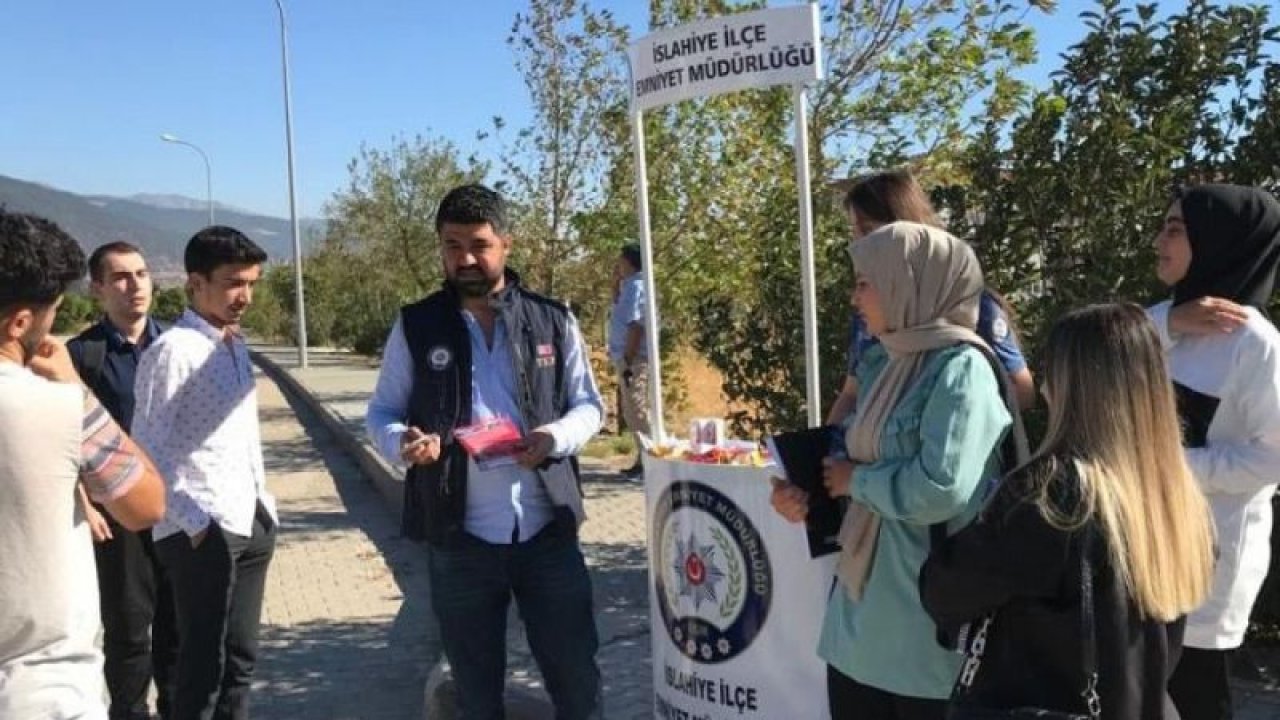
(819, 343), (1012, 699)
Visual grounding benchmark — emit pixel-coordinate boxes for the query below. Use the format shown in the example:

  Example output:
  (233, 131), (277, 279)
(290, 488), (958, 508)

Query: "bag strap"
(1079, 526), (1101, 718)
(952, 525), (1101, 720)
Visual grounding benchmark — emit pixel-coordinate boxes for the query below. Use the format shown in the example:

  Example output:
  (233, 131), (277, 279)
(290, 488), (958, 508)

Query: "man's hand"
(400, 428), (442, 466)
(519, 429), (556, 469)
(769, 477), (809, 524)
(29, 338), (81, 384)
(1170, 297), (1249, 336)
(87, 505), (114, 543)
(78, 485), (113, 543)
(822, 457), (854, 499)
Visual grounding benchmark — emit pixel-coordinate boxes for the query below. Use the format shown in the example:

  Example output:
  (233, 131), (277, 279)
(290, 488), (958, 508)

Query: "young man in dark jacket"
(68, 241), (175, 720)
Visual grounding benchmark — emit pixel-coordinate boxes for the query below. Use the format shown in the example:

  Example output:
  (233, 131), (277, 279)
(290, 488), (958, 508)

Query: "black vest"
(399, 273), (581, 546)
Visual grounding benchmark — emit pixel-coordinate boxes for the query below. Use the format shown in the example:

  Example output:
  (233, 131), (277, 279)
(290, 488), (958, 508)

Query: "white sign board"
(646, 458), (833, 720)
(628, 4), (822, 112)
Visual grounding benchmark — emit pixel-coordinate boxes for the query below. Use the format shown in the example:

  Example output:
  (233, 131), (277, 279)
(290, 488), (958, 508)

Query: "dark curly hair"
(184, 225), (268, 276)
(0, 210), (86, 312)
(435, 184), (510, 235)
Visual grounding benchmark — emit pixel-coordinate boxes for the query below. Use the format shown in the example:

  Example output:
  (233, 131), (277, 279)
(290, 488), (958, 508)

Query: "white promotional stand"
(645, 458), (834, 720)
(627, 7), (831, 719)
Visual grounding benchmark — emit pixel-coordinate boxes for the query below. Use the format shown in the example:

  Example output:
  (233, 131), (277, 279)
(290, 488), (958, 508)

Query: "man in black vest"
(67, 241), (176, 720)
(366, 184), (604, 720)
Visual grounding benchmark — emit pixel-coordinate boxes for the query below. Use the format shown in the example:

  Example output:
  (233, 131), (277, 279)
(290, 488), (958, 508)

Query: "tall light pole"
(159, 133), (214, 226)
(273, 0), (308, 368)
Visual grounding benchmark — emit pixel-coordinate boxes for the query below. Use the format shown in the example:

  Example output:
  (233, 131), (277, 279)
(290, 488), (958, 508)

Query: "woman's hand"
(822, 457), (854, 498)
(1169, 296), (1249, 335)
(769, 477), (809, 524)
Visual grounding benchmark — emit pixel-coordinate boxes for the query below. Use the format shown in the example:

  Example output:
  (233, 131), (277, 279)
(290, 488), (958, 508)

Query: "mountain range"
(0, 174), (324, 277)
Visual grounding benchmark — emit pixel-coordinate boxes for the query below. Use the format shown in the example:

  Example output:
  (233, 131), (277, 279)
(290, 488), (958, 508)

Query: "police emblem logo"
(653, 481), (772, 664)
(428, 345), (452, 370)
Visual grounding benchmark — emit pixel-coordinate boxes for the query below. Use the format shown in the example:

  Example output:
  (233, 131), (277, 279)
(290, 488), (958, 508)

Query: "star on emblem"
(671, 531), (726, 609)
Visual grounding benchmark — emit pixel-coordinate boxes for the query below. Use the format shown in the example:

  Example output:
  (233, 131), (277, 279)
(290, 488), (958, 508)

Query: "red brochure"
(454, 417), (527, 470)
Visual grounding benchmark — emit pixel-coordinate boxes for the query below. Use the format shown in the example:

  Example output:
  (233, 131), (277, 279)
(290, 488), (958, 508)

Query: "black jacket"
(920, 467), (1185, 719)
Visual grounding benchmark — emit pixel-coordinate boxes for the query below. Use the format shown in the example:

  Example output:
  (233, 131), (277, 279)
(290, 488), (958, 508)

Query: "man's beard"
(450, 269), (500, 298)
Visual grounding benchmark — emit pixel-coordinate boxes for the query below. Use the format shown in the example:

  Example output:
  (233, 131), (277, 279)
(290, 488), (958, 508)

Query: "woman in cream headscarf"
(774, 221), (1024, 719)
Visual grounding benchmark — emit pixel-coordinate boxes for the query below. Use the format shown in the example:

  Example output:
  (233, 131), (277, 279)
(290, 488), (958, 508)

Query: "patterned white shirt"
(133, 309), (276, 540)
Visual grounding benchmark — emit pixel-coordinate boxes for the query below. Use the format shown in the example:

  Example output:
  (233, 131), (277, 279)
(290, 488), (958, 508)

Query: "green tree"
(1232, 63), (1280, 189)
(580, 0), (1050, 434)
(151, 286), (187, 323)
(936, 0), (1279, 359)
(52, 292), (97, 334)
(489, 0), (630, 314)
(325, 135), (488, 296)
(270, 135), (488, 354)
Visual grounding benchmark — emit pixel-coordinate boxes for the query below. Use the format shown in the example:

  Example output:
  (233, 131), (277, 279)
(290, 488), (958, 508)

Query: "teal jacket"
(818, 343), (1012, 699)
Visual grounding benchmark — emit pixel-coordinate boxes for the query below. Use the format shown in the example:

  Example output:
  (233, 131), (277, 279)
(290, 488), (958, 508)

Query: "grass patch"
(581, 433), (636, 459)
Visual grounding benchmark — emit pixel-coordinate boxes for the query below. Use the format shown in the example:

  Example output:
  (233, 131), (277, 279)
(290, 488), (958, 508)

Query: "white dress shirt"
(366, 310), (603, 543)
(133, 309), (277, 540)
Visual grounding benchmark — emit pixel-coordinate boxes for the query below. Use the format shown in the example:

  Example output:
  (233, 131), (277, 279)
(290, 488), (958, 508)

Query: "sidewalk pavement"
(249, 368), (435, 718)
(248, 345), (1280, 720)
(251, 346), (653, 720)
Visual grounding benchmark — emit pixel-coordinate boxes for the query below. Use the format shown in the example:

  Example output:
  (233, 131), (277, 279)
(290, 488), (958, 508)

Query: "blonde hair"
(1027, 303), (1213, 621)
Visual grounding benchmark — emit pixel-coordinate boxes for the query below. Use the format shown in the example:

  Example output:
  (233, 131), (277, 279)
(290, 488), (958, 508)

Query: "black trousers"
(1169, 647), (1234, 720)
(156, 506), (276, 720)
(827, 665), (948, 720)
(94, 510), (178, 720)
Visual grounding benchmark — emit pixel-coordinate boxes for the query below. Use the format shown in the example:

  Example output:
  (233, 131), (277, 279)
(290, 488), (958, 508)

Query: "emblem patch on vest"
(428, 345), (452, 371)
(536, 343), (555, 368)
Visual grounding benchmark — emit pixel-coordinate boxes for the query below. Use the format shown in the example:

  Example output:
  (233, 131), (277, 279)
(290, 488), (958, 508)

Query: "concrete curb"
(250, 350), (406, 522)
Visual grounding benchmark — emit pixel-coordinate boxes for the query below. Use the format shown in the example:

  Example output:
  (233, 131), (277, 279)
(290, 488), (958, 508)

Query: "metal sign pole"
(793, 84), (821, 427)
(631, 109), (666, 442)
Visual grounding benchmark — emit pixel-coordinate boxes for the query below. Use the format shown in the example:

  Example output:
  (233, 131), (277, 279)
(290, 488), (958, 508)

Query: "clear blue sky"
(1, 0), (1093, 220)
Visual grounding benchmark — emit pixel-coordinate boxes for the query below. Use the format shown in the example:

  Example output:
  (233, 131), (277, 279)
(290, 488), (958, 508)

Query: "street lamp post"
(159, 133), (214, 226)
(272, 0), (308, 368)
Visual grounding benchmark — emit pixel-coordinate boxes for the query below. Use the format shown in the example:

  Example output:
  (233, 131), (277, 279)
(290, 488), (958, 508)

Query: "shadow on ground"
(253, 384), (442, 720)
(257, 372), (654, 718)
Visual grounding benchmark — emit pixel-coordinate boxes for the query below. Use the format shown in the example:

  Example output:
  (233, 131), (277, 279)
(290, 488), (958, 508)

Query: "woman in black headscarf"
(1147, 183), (1280, 720)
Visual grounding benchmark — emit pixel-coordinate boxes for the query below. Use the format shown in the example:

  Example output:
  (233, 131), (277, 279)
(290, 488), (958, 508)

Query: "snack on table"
(641, 422), (774, 467)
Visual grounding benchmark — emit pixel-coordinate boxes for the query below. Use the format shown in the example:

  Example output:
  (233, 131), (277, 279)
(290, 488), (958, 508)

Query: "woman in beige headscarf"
(774, 221), (1025, 719)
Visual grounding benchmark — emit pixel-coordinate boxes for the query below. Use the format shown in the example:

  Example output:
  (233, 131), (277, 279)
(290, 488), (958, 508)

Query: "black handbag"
(945, 528), (1102, 720)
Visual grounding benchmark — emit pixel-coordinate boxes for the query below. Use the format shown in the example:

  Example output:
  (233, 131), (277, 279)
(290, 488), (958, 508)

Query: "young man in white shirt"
(1148, 184), (1280, 720)
(133, 226), (277, 720)
(0, 210), (166, 719)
